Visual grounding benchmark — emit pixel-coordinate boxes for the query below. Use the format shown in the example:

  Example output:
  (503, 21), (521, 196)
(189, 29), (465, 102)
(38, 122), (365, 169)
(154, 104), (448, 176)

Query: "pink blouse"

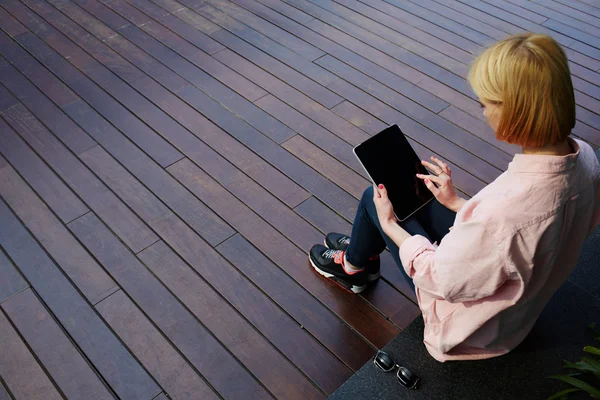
(399, 139), (600, 362)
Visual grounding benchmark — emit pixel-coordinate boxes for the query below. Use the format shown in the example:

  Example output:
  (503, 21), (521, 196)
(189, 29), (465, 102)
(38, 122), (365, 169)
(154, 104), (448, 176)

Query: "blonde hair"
(468, 33), (575, 148)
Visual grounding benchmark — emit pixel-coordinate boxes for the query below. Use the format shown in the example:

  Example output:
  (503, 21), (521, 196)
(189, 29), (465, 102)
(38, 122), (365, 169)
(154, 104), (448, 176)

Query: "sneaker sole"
(309, 255), (366, 294)
(323, 239), (381, 283)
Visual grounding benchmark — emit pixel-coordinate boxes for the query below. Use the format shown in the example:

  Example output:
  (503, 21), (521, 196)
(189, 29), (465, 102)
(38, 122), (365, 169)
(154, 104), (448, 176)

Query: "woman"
(309, 33), (600, 361)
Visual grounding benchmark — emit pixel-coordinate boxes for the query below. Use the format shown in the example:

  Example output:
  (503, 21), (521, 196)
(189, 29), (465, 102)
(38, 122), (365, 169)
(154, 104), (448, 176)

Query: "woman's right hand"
(417, 156), (466, 212)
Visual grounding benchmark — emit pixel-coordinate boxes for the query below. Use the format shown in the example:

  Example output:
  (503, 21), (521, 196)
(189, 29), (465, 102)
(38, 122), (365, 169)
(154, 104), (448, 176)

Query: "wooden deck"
(0, 0), (598, 397)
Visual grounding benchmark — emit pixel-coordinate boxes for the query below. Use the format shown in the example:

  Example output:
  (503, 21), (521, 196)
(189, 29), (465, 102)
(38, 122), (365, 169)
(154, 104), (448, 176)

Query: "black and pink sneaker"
(309, 245), (367, 294)
(324, 233), (381, 282)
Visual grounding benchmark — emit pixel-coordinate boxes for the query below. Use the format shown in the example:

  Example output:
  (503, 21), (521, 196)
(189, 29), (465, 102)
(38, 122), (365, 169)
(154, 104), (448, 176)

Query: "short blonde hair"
(468, 33), (575, 148)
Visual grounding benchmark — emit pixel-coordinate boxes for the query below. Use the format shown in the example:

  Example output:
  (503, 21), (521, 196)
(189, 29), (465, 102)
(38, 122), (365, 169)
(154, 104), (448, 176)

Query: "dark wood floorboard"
(1, 0), (599, 397)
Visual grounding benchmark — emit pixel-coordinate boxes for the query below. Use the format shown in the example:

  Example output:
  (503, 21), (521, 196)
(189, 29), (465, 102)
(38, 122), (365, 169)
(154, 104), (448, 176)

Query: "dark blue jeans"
(345, 186), (456, 290)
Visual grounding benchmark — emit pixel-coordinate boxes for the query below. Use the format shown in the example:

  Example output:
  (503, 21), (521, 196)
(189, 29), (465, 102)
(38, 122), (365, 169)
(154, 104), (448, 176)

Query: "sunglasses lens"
(374, 351), (395, 372)
(397, 367), (419, 389)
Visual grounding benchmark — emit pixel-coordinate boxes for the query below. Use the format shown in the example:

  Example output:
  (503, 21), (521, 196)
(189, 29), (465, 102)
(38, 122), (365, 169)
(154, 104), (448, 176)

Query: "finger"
(422, 178), (439, 195)
(373, 184), (381, 198)
(416, 174), (443, 185)
(377, 184), (389, 200)
(421, 160), (442, 174)
(431, 156), (450, 174)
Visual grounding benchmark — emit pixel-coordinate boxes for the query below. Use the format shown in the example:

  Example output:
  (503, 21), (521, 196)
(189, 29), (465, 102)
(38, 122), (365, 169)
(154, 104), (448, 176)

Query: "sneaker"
(309, 245), (367, 294)
(324, 233), (381, 282)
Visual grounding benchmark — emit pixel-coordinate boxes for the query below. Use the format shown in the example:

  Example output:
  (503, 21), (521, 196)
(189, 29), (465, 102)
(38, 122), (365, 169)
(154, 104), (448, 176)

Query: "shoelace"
(323, 249), (345, 265)
(338, 237), (350, 246)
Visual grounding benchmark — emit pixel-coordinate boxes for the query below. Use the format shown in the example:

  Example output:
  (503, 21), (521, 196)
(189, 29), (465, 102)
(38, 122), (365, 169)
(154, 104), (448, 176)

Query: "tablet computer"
(353, 124), (434, 222)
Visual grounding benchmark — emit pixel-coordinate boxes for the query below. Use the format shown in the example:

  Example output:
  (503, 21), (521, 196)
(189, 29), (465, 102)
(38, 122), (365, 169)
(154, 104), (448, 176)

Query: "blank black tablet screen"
(354, 125), (434, 221)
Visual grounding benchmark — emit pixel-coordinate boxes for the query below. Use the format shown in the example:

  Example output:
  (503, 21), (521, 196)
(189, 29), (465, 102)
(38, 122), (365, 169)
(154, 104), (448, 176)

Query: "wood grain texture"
(0, 155), (117, 304)
(2, 289), (114, 400)
(69, 212), (315, 399)
(0, 310), (62, 400)
(96, 290), (220, 400)
(0, 115), (89, 224)
(0, 250), (28, 304)
(0, 199), (159, 400)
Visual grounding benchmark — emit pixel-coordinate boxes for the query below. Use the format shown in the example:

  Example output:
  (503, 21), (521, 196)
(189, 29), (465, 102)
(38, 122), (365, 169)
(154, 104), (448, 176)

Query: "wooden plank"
(71, 212), (322, 400)
(431, 0), (528, 35)
(0, 115), (89, 223)
(326, 97), (482, 198)
(552, 0), (600, 18)
(295, 196), (352, 235)
(573, 75), (600, 101)
(192, 0), (326, 61)
(167, 158), (410, 342)
(0, 310), (62, 400)
(215, 48), (373, 145)
(544, 19), (600, 49)
(0, 7), (28, 37)
(0, 82), (19, 111)
(315, 55), (512, 173)
(73, 145), (355, 380)
(503, 0), (600, 38)
(284, 0), (474, 93)
(2, 289), (113, 399)
(96, 289), (227, 400)
(0, 157), (117, 304)
(570, 62), (600, 87)
(255, 94), (367, 176)
(298, 0), (470, 77)
(218, 0), (454, 115)
(172, 84), (360, 221)
(0, 55), (97, 155)
(215, 233), (375, 369)
(69, 213), (272, 400)
(137, 20), (269, 102)
(9, 36), (182, 169)
(61, 97), (234, 245)
(282, 135), (370, 199)
(159, 0), (344, 108)
(245, 0), (486, 120)
(570, 40), (600, 61)
(0, 74), (158, 253)
(331, 100), (387, 135)
(317, 56), (504, 180)
(454, 0), (574, 46)
(0, 382), (9, 400)
(412, 0), (507, 41)
(2, 1), (185, 168)
(139, 241), (347, 395)
(0, 200), (159, 399)
(573, 121), (600, 147)
(534, 0), (600, 28)
(566, 47), (600, 71)
(189, 0), (339, 87)
(482, 0), (548, 24)
(336, 0), (486, 56)
(34, 0), (309, 209)
(94, 24), (294, 144)
(0, 250), (28, 304)
(576, 90), (600, 114)
(439, 106), (521, 156)
(326, 78), (487, 195)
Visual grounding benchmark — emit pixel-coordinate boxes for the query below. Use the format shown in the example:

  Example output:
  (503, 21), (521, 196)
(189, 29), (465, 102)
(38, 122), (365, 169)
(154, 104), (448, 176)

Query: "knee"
(360, 186), (375, 209)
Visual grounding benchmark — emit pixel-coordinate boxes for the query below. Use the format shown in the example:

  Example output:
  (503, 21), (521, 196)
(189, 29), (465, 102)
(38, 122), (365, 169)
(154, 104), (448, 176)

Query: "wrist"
(445, 196), (466, 213)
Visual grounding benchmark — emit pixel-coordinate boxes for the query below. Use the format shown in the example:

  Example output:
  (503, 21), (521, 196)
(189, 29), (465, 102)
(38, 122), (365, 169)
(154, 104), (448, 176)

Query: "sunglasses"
(373, 350), (420, 389)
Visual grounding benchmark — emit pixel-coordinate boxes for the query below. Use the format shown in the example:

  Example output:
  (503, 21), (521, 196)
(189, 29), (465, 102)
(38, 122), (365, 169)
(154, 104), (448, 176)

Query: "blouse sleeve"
(399, 221), (508, 303)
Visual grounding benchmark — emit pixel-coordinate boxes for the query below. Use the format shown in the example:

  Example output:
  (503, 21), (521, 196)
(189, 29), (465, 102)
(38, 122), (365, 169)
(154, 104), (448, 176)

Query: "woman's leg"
(346, 187), (456, 287)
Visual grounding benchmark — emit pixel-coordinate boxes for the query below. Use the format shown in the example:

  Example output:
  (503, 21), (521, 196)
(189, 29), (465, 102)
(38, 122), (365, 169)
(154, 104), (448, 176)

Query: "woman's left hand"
(373, 184), (413, 247)
(373, 184), (397, 233)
